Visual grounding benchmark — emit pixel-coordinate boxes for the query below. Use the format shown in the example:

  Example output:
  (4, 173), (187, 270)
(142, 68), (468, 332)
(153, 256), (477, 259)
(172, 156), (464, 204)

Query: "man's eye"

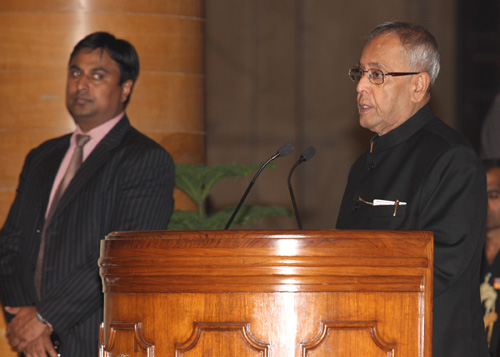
(488, 191), (500, 199)
(70, 70), (81, 78)
(371, 71), (384, 79)
(92, 73), (103, 80)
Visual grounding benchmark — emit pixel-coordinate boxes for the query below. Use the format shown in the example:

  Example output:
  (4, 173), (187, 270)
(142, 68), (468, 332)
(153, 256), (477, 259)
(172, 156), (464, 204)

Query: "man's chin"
(68, 107), (95, 119)
(359, 117), (375, 132)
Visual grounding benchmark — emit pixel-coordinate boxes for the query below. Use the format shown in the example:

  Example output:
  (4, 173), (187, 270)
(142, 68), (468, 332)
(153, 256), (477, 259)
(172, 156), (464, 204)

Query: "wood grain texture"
(99, 230), (433, 356)
(0, 14), (204, 73)
(0, 0), (204, 16)
(0, 1), (205, 354)
(0, 0), (205, 209)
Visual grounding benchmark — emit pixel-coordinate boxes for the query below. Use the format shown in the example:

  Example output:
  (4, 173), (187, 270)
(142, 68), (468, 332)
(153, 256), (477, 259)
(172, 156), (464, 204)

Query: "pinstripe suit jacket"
(0, 115), (175, 356)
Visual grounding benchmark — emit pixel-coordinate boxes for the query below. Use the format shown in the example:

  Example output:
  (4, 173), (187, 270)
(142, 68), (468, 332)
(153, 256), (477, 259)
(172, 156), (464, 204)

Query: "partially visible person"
(481, 159), (500, 356)
(481, 93), (500, 159)
(336, 21), (488, 356)
(0, 32), (175, 356)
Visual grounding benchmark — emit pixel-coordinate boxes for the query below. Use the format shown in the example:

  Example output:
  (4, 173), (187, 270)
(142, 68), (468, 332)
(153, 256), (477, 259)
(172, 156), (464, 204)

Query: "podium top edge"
(104, 229), (433, 241)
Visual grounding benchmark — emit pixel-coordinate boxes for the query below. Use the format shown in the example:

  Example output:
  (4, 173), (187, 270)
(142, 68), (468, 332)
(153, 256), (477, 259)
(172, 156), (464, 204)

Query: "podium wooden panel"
(98, 230), (433, 356)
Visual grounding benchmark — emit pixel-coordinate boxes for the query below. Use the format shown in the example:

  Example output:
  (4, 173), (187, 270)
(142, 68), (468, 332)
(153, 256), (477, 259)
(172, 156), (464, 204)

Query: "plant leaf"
(169, 162), (288, 230)
(174, 162), (274, 203)
(230, 205), (293, 226)
(167, 205), (293, 230)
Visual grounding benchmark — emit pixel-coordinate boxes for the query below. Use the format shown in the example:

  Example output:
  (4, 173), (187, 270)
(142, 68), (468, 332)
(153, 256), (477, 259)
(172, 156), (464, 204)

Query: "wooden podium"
(98, 230), (433, 356)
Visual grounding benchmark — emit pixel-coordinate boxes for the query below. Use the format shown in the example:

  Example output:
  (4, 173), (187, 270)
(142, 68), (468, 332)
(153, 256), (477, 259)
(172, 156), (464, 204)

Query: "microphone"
(287, 146), (315, 229)
(224, 141), (295, 230)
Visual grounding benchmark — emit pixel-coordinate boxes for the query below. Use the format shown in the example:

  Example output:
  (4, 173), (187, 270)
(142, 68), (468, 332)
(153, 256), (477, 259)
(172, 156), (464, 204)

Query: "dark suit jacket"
(0, 115), (175, 356)
(336, 105), (489, 356)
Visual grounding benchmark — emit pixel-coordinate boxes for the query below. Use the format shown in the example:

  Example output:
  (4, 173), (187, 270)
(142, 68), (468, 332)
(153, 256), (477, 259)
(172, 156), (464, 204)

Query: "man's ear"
(412, 72), (431, 103)
(120, 80), (134, 103)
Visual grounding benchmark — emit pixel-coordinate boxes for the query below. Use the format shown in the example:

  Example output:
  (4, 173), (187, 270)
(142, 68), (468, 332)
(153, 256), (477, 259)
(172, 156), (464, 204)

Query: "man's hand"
(4, 306), (51, 352)
(22, 331), (58, 357)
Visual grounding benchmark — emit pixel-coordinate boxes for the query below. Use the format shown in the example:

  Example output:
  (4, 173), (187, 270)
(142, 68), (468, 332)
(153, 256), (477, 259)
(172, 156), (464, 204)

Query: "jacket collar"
(369, 104), (434, 153)
(51, 115), (132, 217)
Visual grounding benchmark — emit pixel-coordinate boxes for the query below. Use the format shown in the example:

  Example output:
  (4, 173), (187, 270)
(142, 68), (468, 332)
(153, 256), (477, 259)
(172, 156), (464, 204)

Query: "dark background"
(205, 0), (494, 229)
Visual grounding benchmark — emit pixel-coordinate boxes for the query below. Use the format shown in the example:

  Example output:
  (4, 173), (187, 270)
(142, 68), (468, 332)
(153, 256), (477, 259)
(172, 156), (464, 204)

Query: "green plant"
(166, 162), (293, 230)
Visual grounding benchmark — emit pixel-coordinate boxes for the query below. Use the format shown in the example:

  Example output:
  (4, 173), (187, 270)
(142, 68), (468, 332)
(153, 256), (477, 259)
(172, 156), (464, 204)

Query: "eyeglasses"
(348, 66), (420, 85)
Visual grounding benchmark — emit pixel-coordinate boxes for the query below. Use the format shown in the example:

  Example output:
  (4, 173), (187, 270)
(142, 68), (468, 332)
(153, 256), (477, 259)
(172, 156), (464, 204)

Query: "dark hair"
(69, 32), (140, 86)
(367, 21), (440, 92)
(483, 159), (500, 171)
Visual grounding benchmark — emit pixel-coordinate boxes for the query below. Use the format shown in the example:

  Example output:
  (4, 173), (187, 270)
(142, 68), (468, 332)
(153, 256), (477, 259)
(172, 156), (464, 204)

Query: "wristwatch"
(36, 311), (48, 324)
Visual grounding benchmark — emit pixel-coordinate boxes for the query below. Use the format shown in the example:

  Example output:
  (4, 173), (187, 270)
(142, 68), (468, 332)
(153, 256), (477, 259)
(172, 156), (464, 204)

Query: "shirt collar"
(73, 112), (125, 143)
(369, 104), (434, 153)
(71, 112), (125, 161)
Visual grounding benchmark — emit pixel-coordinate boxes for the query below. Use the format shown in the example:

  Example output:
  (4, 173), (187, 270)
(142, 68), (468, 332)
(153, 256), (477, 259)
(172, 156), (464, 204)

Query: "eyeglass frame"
(348, 66), (421, 85)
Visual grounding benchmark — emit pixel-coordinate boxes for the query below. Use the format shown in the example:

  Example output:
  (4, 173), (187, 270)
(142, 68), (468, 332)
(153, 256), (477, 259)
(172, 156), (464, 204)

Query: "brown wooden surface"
(99, 229), (433, 356)
(0, 0), (204, 224)
(0, 0), (204, 15)
(0, 0), (204, 354)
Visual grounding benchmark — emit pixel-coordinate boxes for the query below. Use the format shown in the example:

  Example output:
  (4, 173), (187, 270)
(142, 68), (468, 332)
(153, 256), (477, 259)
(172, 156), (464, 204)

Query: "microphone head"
(301, 146), (316, 161)
(277, 141), (295, 157)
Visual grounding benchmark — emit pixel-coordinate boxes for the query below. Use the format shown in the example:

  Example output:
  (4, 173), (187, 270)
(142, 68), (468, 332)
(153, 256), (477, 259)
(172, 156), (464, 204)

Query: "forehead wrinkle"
(361, 34), (410, 72)
(91, 66), (110, 73)
(358, 60), (388, 71)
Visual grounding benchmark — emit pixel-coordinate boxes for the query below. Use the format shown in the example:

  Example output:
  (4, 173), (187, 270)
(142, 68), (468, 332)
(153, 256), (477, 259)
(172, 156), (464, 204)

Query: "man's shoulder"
(417, 117), (484, 179)
(27, 133), (71, 155)
(104, 116), (169, 154)
(420, 116), (471, 150)
(111, 123), (174, 168)
(122, 125), (169, 153)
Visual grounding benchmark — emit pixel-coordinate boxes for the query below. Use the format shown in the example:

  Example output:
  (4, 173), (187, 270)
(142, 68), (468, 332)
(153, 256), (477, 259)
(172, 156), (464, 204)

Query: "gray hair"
(367, 21), (440, 92)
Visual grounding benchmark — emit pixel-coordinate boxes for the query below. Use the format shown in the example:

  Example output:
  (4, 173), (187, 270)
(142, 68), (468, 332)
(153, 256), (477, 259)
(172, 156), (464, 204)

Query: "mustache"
(72, 91), (93, 101)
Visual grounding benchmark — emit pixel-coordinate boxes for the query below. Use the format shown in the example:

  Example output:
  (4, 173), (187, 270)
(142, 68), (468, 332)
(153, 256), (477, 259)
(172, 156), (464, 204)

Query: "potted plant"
(167, 162), (292, 230)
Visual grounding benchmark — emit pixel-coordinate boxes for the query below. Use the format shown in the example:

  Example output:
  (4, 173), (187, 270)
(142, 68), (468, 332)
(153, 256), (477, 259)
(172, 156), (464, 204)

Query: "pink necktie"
(35, 134), (90, 299)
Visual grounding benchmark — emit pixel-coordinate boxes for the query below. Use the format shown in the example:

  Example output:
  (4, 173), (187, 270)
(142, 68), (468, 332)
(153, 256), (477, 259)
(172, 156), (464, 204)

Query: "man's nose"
(356, 73), (371, 93)
(76, 75), (89, 90)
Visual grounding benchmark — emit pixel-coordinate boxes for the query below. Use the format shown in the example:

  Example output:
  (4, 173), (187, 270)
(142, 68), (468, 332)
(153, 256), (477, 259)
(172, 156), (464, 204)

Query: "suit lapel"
(52, 116), (132, 217)
(34, 136), (71, 217)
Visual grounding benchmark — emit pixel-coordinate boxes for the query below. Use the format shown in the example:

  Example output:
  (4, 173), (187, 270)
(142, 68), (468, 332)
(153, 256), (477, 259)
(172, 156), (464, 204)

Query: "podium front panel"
(98, 229), (433, 356)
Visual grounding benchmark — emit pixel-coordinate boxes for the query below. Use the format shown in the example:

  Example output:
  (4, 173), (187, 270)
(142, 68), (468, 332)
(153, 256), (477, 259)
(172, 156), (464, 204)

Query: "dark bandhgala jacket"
(336, 104), (489, 356)
(0, 115), (175, 356)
